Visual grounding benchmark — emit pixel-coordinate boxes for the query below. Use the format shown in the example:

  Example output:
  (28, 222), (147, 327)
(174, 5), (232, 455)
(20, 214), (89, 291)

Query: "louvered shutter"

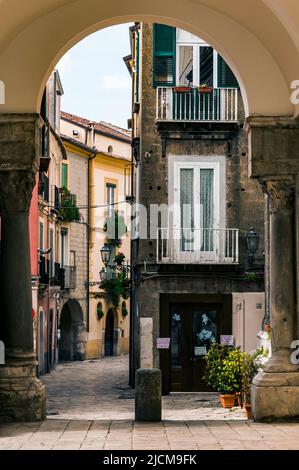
(153, 24), (176, 87)
(217, 55), (239, 88)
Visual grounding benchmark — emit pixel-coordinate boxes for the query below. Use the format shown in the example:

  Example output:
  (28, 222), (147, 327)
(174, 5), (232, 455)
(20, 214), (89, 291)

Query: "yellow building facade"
(61, 112), (131, 360)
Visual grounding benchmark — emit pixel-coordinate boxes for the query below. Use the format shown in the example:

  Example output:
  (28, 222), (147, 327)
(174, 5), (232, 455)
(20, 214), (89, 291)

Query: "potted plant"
(114, 252), (126, 266)
(198, 83), (213, 94)
(205, 344), (244, 408)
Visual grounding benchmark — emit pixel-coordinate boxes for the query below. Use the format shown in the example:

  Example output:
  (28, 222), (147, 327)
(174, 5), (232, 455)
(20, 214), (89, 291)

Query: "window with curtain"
(200, 169), (214, 251)
(180, 169), (194, 251)
(178, 166), (215, 253)
(178, 45), (193, 86)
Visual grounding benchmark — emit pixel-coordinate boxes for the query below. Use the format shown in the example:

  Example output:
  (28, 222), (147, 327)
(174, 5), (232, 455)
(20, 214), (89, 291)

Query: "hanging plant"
(243, 271), (264, 287)
(98, 273), (130, 310)
(114, 252), (126, 266)
(96, 304), (105, 320)
(59, 187), (80, 222)
(122, 304), (129, 318)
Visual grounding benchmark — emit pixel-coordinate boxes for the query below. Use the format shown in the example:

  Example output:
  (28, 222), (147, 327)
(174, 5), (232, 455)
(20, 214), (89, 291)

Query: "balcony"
(59, 266), (77, 290)
(156, 87), (239, 122)
(157, 227), (239, 264)
(49, 185), (60, 213)
(39, 256), (76, 289)
(38, 174), (49, 202)
(59, 188), (80, 222)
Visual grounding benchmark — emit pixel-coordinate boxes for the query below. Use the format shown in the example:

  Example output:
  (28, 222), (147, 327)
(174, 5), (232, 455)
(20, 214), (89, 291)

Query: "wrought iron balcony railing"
(157, 227), (239, 264)
(39, 256), (76, 289)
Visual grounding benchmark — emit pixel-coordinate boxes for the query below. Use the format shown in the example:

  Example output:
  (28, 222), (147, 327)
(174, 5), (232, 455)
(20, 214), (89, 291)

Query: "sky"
(56, 23), (133, 129)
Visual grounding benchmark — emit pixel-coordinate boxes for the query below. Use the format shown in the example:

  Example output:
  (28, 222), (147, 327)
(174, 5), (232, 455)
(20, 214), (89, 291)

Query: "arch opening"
(0, 1), (296, 116)
(59, 300), (86, 362)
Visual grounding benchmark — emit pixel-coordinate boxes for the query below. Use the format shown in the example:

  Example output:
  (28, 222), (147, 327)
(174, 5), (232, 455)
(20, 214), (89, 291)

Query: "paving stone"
(1, 356), (299, 450)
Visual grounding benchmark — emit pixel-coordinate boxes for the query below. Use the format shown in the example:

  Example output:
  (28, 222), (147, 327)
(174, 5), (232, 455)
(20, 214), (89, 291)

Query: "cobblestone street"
(1, 355), (299, 450)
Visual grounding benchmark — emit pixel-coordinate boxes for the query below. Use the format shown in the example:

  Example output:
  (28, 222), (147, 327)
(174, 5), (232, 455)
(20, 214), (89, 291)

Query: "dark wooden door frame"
(160, 293), (232, 395)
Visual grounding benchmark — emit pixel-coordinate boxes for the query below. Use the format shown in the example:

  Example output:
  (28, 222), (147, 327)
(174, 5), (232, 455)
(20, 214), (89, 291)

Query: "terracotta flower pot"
(219, 394), (236, 409)
(173, 86), (192, 93)
(244, 403), (253, 419)
(199, 86), (213, 94)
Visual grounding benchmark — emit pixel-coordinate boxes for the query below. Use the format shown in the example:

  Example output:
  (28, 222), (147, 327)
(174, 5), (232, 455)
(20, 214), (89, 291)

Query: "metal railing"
(38, 174), (49, 202)
(59, 265), (77, 290)
(39, 256), (76, 289)
(157, 227), (239, 264)
(156, 87), (239, 122)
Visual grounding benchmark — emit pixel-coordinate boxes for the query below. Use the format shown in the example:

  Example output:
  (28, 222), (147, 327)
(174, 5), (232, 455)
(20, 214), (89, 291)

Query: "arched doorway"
(105, 309), (114, 356)
(59, 299), (86, 361)
(59, 304), (73, 361)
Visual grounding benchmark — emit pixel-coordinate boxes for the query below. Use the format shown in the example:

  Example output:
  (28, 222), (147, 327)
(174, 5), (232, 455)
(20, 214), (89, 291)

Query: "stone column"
(263, 178), (295, 352)
(0, 114), (46, 422)
(246, 116), (299, 420)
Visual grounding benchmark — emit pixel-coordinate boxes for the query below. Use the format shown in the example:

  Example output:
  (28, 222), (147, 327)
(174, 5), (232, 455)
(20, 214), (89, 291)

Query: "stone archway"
(1, 1), (299, 422)
(59, 300), (87, 362)
(105, 309), (115, 357)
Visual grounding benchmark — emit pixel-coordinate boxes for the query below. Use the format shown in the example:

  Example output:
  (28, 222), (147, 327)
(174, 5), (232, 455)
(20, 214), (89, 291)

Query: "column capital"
(0, 170), (36, 215)
(259, 176), (295, 213)
(0, 113), (42, 173)
(246, 115), (299, 178)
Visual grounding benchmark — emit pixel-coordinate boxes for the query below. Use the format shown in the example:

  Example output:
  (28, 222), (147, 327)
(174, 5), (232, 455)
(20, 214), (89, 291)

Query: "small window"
(108, 145), (113, 154)
(39, 222), (44, 250)
(106, 183), (116, 216)
(73, 130), (79, 137)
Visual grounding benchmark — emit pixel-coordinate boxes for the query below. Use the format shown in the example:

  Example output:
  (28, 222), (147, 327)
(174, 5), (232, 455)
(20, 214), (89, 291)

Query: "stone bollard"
(135, 368), (162, 422)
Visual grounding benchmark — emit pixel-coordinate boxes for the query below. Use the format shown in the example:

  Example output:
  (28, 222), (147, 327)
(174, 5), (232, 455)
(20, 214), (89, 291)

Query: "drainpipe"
(87, 152), (96, 333)
(129, 27), (138, 388)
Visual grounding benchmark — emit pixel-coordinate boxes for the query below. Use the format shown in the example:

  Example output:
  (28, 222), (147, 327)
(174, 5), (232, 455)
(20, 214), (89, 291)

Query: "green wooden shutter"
(217, 55), (239, 88)
(61, 162), (68, 189)
(153, 24), (176, 87)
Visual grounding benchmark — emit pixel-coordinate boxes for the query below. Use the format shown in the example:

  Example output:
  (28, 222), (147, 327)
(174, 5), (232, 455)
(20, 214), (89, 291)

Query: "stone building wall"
(131, 23), (266, 373)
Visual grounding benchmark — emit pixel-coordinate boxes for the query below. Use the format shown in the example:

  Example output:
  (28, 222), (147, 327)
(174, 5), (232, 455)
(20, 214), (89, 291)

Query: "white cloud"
(100, 74), (131, 91)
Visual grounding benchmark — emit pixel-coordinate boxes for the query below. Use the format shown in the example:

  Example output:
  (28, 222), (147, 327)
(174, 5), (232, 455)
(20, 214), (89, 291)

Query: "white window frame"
(173, 160), (221, 232)
(176, 44), (218, 87)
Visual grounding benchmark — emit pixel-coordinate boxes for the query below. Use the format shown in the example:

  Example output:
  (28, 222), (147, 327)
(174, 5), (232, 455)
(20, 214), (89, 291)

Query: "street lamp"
(246, 227), (259, 266)
(100, 243), (111, 267)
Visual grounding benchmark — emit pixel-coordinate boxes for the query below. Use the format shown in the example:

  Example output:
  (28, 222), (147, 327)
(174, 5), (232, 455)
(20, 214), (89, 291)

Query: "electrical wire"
(43, 199), (128, 210)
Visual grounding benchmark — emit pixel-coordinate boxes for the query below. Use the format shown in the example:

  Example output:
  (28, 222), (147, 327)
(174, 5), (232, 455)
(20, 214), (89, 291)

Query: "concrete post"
(0, 114), (46, 422)
(135, 368), (161, 421)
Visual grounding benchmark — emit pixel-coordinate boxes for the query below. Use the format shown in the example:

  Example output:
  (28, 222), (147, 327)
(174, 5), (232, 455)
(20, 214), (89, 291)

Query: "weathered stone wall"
(137, 23), (265, 267)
